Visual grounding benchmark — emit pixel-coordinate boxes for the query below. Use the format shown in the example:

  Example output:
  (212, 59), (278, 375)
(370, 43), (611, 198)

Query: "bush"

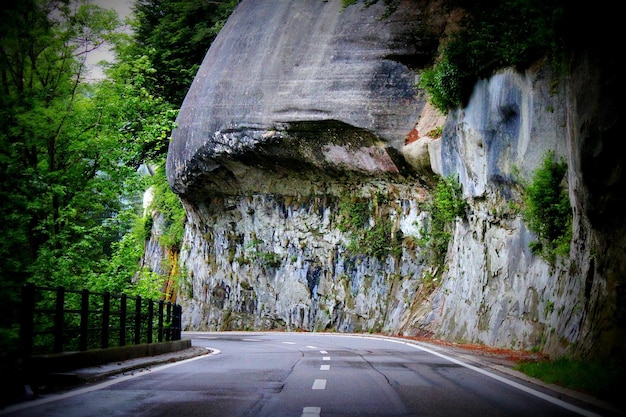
(419, 175), (466, 267)
(149, 163), (186, 251)
(420, 0), (567, 114)
(418, 58), (464, 114)
(522, 151), (571, 262)
(339, 195), (401, 261)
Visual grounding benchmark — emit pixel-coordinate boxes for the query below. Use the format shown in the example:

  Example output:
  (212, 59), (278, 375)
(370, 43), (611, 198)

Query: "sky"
(85, 0), (133, 80)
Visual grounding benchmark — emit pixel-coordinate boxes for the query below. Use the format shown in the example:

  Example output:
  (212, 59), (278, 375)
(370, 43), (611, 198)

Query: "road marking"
(401, 341), (604, 417)
(242, 338), (262, 342)
(320, 364), (330, 371)
(319, 350), (327, 354)
(0, 348), (217, 414)
(282, 341), (295, 344)
(322, 356), (330, 361)
(306, 345), (318, 349)
(302, 406), (321, 416)
(312, 379), (326, 390)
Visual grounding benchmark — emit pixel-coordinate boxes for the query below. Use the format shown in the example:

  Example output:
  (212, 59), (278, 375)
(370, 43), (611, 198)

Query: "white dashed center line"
(322, 356), (330, 361)
(320, 364), (330, 371)
(312, 379), (327, 390)
(319, 350), (327, 354)
(282, 341), (295, 344)
(301, 406), (321, 416)
(306, 345), (318, 349)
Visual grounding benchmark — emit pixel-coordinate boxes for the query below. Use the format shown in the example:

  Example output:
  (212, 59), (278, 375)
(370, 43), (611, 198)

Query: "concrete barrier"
(28, 339), (192, 374)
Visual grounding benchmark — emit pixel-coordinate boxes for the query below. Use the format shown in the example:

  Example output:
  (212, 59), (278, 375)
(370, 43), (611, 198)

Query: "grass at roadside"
(515, 358), (624, 405)
(395, 334), (624, 409)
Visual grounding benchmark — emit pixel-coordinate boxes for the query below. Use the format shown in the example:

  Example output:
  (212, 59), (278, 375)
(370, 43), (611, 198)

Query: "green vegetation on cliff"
(338, 193), (403, 261)
(419, 0), (568, 114)
(418, 175), (466, 270)
(522, 151), (571, 263)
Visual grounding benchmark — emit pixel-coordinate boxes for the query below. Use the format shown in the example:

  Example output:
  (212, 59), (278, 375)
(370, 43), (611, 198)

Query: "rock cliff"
(161, 0), (624, 363)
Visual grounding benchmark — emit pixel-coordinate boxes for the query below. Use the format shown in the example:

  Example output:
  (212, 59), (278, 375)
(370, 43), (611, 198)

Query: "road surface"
(1, 332), (616, 417)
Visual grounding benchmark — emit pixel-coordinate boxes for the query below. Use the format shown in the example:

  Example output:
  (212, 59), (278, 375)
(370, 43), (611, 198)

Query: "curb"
(74, 346), (212, 383)
(29, 339), (193, 374)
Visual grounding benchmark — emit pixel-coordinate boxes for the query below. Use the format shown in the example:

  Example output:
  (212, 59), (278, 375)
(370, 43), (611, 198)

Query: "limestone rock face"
(405, 62), (625, 361)
(157, 0), (625, 364)
(166, 0), (439, 199)
(411, 69), (569, 349)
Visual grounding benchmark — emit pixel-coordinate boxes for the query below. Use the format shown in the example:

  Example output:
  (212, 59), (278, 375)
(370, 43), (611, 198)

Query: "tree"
(0, 0), (185, 288)
(88, 0), (240, 299)
(0, 0), (237, 358)
(0, 0), (123, 288)
(0, 0), (132, 393)
(130, 0), (239, 106)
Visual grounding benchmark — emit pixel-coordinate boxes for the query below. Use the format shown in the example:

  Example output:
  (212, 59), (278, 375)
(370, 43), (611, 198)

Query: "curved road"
(1, 332), (614, 417)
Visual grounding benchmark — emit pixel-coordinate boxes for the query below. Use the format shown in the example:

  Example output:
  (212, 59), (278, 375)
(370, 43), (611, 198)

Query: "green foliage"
(339, 195), (401, 261)
(338, 198), (369, 232)
(0, 0), (179, 292)
(130, 0), (239, 106)
(522, 151), (571, 262)
(419, 176), (466, 267)
(0, 0), (236, 385)
(143, 215), (154, 241)
(98, 53), (180, 163)
(362, 218), (402, 260)
(515, 358), (624, 404)
(419, 0), (567, 114)
(147, 163), (186, 251)
(418, 58), (464, 114)
(426, 126), (443, 138)
(240, 238), (282, 269)
(125, 269), (167, 300)
(257, 251), (282, 269)
(0, 0), (132, 289)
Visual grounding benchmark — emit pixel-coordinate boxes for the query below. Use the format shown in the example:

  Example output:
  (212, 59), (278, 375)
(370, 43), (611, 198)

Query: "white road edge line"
(391, 339), (603, 417)
(0, 348), (218, 415)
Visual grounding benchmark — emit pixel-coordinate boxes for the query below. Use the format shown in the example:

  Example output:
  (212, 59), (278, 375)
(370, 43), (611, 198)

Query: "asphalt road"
(1, 332), (619, 417)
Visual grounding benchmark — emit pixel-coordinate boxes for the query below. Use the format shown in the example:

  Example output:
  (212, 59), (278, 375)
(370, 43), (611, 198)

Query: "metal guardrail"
(20, 283), (182, 358)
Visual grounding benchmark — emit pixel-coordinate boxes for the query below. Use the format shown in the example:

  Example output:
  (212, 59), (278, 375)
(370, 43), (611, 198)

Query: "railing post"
(20, 283), (35, 359)
(134, 296), (142, 345)
(20, 287), (173, 357)
(173, 304), (182, 341)
(53, 286), (65, 353)
(119, 294), (127, 346)
(101, 291), (110, 349)
(157, 300), (164, 342)
(80, 289), (89, 351)
(165, 302), (172, 341)
(147, 300), (154, 344)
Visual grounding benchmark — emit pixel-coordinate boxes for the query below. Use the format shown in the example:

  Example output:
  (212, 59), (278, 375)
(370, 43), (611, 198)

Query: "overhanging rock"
(166, 0), (439, 199)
